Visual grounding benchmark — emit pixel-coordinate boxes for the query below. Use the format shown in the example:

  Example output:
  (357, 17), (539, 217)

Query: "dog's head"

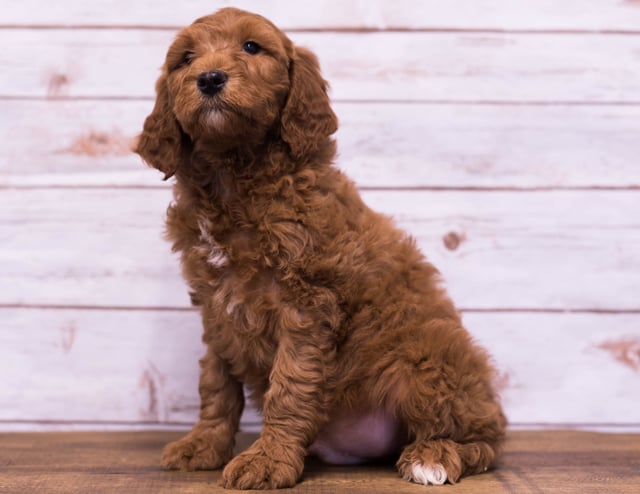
(135, 7), (337, 179)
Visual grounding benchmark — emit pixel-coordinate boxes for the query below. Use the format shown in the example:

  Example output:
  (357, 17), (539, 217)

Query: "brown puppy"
(135, 7), (506, 489)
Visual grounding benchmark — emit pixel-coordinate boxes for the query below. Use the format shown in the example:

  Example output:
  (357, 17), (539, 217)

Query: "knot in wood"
(443, 231), (465, 251)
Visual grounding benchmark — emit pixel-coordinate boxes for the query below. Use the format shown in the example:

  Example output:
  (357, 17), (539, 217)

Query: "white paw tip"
(410, 462), (448, 486)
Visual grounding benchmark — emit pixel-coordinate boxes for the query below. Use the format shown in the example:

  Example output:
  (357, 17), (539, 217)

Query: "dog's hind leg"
(397, 436), (499, 485)
(371, 318), (507, 484)
(394, 383), (505, 485)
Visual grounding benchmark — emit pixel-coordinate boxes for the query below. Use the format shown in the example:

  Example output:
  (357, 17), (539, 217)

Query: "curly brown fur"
(135, 7), (506, 489)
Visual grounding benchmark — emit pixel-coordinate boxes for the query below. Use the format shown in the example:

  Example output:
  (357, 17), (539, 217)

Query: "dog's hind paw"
(407, 463), (448, 485)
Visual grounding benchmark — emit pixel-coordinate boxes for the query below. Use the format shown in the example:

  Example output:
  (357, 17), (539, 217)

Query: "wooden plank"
(0, 309), (639, 427)
(2, 188), (639, 311)
(2, 29), (640, 102)
(0, 307), (205, 424)
(3, 100), (640, 189)
(465, 312), (640, 425)
(2, 431), (640, 493)
(4, 0), (640, 31)
(0, 188), (190, 308)
(0, 307), (259, 427)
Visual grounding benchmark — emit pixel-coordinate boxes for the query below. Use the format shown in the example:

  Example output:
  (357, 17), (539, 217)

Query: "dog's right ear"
(134, 74), (187, 180)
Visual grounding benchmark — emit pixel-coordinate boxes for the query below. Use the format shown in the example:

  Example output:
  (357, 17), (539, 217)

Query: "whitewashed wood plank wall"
(1, 0), (639, 432)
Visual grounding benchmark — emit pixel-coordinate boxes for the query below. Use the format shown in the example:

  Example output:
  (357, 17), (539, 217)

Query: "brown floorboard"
(0, 430), (639, 493)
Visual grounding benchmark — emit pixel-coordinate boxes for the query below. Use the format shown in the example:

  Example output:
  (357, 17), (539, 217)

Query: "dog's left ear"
(281, 47), (338, 160)
(134, 73), (189, 180)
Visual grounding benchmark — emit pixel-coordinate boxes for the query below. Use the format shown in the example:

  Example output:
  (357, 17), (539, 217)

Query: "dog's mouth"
(197, 84), (264, 130)
(200, 97), (246, 126)
(200, 94), (228, 113)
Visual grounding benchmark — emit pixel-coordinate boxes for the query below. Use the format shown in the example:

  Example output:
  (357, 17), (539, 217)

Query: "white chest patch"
(196, 219), (229, 268)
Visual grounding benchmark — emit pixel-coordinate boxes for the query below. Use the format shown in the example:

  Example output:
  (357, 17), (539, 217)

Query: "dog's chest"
(191, 218), (280, 370)
(194, 219), (230, 268)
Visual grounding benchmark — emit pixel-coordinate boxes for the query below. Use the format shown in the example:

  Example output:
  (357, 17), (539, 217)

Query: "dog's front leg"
(162, 345), (244, 471)
(222, 322), (334, 489)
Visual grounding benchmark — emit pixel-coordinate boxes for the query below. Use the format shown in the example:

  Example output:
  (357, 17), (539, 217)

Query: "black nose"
(197, 70), (228, 96)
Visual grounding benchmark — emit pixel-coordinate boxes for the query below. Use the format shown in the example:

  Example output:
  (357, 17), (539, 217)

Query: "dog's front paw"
(161, 429), (233, 471)
(222, 441), (303, 489)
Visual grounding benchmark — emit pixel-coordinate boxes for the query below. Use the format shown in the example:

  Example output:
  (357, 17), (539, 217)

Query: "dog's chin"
(197, 97), (237, 130)
(179, 105), (240, 144)
(186, 102), (275, 151)
(204, 108), (231, 132)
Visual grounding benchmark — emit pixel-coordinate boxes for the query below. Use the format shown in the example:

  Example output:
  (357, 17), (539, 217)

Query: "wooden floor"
(1, 430), (639, 493)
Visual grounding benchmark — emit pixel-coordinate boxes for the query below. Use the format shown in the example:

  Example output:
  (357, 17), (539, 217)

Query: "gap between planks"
(3, 185), (640, 192)
(3, 24), (640, 35)
(3, 304), (640, 315)
(4, 95), (640, 106)
(2, 420), (640, 433)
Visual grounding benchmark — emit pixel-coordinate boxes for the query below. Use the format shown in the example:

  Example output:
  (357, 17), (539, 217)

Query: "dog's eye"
(242, 41), (261, 55)
(179, 51), (195, 68)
